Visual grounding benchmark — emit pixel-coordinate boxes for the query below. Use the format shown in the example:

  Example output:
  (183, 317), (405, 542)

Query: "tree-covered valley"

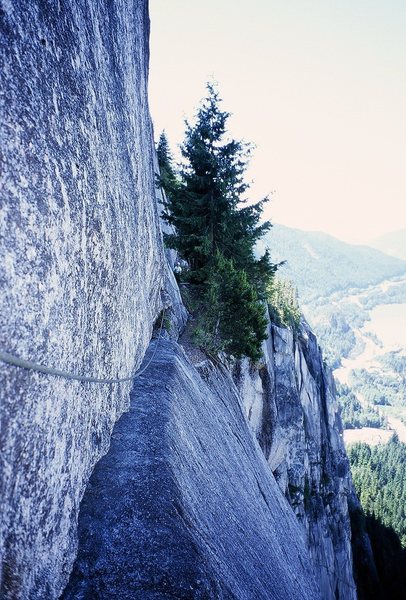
(348, 438), (406, 600)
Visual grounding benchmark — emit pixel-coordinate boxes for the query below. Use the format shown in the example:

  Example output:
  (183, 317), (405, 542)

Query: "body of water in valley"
(335, 300), (406, 443)
(364, 302), (406, 349)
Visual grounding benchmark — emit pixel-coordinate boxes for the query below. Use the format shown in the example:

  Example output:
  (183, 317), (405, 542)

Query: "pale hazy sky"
(148, 0), (406, 244)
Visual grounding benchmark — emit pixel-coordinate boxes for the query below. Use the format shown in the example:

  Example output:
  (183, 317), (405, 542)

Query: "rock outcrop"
(62, 318), (359, 599)
(63, 339), (321, 600)
(236, 321), (358, 599)
(0, 1), (164, 598)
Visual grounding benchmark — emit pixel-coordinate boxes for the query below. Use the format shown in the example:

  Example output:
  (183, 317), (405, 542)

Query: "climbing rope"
(0, 309), (166, 384)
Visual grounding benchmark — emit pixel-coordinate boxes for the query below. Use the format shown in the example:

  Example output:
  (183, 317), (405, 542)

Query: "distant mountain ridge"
(258, 224), (406, 303)
(370, 228), (406, 261)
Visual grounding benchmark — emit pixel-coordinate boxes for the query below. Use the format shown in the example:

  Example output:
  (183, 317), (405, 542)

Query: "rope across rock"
(0, 309), (166, 385)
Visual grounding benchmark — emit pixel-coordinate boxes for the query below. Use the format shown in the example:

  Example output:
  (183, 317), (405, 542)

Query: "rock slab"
(63, 340), (321, 600)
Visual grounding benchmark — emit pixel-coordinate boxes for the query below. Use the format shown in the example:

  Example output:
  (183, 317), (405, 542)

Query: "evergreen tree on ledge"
(158, 84), (278, 360)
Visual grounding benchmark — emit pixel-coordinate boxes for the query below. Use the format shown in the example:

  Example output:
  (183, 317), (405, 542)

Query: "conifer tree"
(266, 277), (301, 330)
(159, 84), (278, 360)
(194, 253), (269, 360)
(157, 131), (178, 194)
(162, 84), (276, 289)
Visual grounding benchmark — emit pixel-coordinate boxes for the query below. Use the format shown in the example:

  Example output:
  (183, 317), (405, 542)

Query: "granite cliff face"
(63, 339), (321, 600)
(1, 1), (164, 598)
(59, 316), (357, 600)
(236, 322), (358, 599)
(61, 317), (359, 599)
(1, 1), (360, 599)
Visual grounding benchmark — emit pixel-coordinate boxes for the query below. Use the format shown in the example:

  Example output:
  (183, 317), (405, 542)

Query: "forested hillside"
(348, 438), (406, 547)
(259, 224), (406, 303)
(337, 383), (387, 430)
(348, 439), (406, 599)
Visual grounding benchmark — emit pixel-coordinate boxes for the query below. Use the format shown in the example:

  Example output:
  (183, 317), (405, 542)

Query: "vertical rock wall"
(0, 1), (164, 598)
(236, 322), (358, 599)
